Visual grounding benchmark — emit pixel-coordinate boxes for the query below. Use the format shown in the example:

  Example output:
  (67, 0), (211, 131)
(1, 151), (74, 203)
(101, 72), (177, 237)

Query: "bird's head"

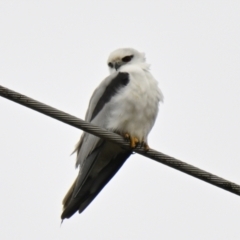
(107, 48), (146, 73)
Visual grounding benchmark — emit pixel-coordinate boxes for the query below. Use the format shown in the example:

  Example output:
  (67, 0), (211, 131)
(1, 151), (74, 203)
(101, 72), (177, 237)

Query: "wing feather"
(74, 72), (129, 167)
(62, 72), (131, 219)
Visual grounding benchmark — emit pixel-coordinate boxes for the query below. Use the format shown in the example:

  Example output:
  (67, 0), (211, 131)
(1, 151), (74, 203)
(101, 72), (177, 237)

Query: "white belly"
(106, 68), (163, 142)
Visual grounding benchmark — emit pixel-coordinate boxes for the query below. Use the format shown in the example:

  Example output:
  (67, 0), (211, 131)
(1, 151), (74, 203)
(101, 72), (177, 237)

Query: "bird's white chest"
(106, 69), (161, 141)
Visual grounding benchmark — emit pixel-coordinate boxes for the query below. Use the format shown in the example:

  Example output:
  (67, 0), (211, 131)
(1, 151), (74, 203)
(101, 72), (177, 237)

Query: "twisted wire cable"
(1, 84), (240, 196)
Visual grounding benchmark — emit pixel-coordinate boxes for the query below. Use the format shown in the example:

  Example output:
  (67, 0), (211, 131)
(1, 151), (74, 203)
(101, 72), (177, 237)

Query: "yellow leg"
(124, 133), (130, 139)
(123, 132), (139, 148)
(122, 133), (149, 150)
(130, 136), (139, 148)
(143, 142), (150, 151)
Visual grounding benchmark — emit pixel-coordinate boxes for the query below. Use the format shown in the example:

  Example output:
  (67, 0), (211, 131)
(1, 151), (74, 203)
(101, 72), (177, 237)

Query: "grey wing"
(73, 71), (130, 167)
(61, 72), (131, 219)
(72, 72), (117, 165)
(73, 72), (115, 163)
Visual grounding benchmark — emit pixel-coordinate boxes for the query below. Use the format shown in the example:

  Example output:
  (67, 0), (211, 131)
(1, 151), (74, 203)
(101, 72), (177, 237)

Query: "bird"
(61, 48), (163, 220)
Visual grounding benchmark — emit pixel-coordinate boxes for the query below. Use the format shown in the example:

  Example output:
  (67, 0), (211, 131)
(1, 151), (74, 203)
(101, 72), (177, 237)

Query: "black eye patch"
(108, 62), (113, 68)
(122, 55), (133, 63)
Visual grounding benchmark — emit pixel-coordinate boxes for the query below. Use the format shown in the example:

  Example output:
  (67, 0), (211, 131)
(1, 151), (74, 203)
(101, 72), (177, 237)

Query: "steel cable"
(1, 84), (240, 196)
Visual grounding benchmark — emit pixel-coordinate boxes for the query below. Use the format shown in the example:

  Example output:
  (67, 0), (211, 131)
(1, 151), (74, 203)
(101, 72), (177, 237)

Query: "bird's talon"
(122, 133), (140, 149)
(129, 136), (139, 148)
(143, 142), (150, 151)
(124, 133), (130, 139)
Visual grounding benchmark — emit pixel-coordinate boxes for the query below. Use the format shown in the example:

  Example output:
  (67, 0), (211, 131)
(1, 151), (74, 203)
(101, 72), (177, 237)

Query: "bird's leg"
(142, 142), (150, 151)
(123, 132), (149, 151)
(124, 133), (130, 139)
(130, 136), (139, 148)
(139, 138), (150, 151)
(123, 132), (139, 148)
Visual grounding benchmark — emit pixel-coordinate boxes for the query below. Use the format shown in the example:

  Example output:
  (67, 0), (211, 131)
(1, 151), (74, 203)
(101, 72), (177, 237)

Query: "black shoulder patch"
(91, 72), (129, 121)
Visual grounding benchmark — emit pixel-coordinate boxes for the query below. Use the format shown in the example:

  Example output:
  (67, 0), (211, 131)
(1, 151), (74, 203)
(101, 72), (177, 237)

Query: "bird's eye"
(108, 62), (113, 68)
(122, 55), (133, 63)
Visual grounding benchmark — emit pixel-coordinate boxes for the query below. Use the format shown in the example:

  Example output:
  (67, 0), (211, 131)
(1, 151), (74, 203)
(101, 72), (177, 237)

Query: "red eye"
(122, 55), (133, 62)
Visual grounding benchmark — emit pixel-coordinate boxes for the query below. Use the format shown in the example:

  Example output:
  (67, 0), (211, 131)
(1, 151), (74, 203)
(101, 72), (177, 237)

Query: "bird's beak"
(114, 62), (122, 71)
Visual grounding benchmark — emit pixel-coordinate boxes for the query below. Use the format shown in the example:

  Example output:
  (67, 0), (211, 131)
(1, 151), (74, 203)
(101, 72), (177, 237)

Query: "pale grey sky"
(1, 1), (240, 239)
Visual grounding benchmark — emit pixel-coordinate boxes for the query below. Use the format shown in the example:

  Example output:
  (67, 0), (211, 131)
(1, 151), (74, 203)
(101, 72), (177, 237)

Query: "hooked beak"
(113, 62), (122, 71)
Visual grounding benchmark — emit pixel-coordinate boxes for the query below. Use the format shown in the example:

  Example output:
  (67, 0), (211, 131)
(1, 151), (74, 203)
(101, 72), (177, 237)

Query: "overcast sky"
(1, 1), (240, 239)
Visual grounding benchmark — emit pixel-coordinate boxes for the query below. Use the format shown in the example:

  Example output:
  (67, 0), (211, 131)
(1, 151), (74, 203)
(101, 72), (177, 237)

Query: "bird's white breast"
(106, 64), (163, 142)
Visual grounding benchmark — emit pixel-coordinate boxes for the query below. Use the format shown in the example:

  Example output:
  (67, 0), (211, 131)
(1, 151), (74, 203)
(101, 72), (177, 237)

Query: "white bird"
(61, 48), (163, 219)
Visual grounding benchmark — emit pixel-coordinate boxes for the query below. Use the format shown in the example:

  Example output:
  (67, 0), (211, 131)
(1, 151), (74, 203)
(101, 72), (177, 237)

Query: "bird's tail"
(62, 178), (77, 208)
